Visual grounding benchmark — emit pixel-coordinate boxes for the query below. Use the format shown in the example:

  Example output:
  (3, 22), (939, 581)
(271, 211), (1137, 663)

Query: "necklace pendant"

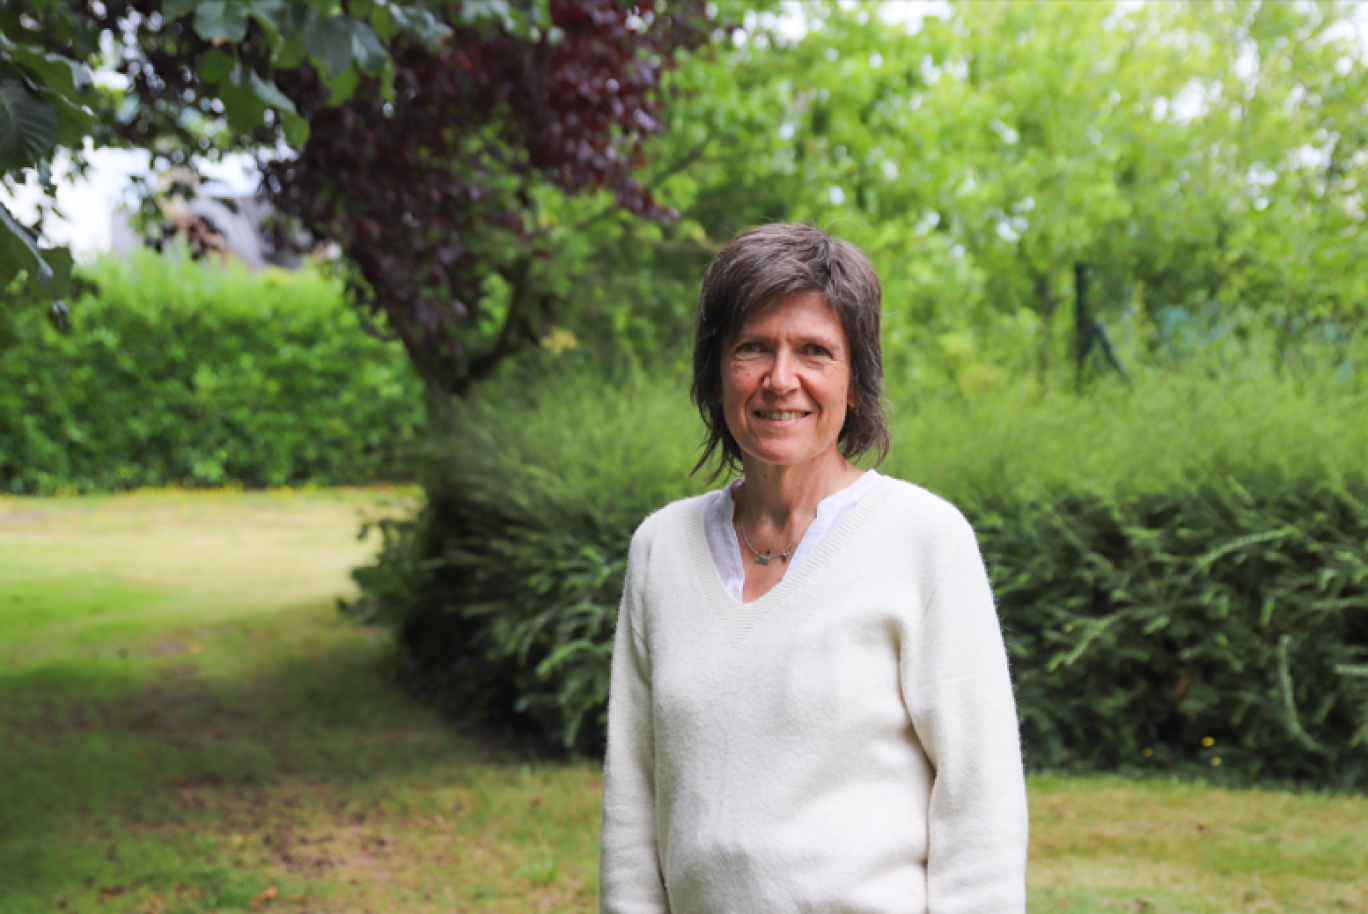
(781, 550), (790, 562)
(754, 554), (770, 566)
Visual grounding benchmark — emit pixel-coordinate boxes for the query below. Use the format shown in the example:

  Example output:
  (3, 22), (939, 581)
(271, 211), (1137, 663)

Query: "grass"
(0, 489), (598, 913)
(2, 490), (1366, 913)
(447, 360), (1368, 528)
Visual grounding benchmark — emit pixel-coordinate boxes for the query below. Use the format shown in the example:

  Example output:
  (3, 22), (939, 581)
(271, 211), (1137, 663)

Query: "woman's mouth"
(754, 410), (808, 421)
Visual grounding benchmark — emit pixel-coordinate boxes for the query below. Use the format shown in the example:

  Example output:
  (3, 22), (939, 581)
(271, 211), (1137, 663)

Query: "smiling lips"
(755, 410), (809, 421)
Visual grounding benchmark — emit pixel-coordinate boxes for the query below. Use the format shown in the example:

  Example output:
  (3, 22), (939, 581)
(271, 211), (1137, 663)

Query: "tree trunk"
(1033, 268), (1057, 388)
(1074, 262), (1090, 387)
(423, 376), (459, 447)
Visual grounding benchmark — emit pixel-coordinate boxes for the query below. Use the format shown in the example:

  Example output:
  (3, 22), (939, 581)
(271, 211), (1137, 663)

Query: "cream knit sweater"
(599, 476), (1028, 914)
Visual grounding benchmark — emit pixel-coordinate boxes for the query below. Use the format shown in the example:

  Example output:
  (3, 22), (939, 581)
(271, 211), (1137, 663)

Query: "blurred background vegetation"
(4, 0), (1367, 790)
(4, 1), (1368, 910)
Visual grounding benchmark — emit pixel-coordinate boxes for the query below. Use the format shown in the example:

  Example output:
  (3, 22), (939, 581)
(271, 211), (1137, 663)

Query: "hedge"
(0, 253), (424, 493)
(348, 362), (1368, 787)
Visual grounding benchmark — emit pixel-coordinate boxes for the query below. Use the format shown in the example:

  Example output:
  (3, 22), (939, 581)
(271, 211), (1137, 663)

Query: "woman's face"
(721, 290), (855, 473)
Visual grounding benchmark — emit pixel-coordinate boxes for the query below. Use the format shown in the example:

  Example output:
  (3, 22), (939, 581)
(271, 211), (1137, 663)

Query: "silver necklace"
(738, 511), (813, 566)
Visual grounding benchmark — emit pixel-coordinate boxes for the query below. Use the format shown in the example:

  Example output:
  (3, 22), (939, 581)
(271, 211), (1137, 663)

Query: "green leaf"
(18, 243), (72, 301)
(0, 34), (93, 97)
(243, 0), (293, 48)
(0, 201), (51, 287)
(193, 0), (250, 44)
(217, 63), (267, 135)
(348, 21), (388, 75)
(458, 0), (518, 33)
(305, 10), (355, 81)
(277, 30), (309, 69)
(196, 47), (236, 84)
(283, 111), (311, 148)
(0, 42), (94, 150)
(369, 1), (401, 40)
(247, 70), (298, 117)
(325, 64), (361, 106)
(0, 77), (57, 172)
(389, 5), (451, 43)
(161, 0), (200, 22)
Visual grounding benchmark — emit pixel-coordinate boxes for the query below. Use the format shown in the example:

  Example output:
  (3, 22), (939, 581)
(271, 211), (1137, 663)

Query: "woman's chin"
(740, 442), (836, 470)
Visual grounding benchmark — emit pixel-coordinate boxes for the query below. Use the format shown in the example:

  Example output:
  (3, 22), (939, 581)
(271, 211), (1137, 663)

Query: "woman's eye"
(736, 342), (762, 354)
(806, 345), (832, 357)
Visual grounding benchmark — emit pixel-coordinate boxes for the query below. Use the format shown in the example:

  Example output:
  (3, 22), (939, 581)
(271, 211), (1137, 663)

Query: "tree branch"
(461, 254), (542, 394)
(570, 130), (717, 234)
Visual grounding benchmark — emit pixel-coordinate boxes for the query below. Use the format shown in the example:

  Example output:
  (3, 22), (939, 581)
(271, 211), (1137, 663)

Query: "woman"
(600, 224), (1028, 913)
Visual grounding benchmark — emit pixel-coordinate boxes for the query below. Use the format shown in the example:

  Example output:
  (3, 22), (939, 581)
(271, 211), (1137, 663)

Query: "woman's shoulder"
(627, 491), (711, 558)
(868, 473), (978, 546)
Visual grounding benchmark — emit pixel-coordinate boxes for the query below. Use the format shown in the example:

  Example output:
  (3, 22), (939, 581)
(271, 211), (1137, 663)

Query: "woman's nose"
(765, 349), (798, 393)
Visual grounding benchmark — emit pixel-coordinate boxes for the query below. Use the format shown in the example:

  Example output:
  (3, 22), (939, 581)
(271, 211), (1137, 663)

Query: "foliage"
(348, 363), (701, 748)
(0, 0), (448, 318)
(988, 480), (1368, 787)
(258, 0), (711, 396)
(0, 252), (423, 493)
(1, 0), (735, 406)
(537, 1), (1368, 390)
(0, 0), (99, 311)
(352, 482), (628, 752)
(8, 1), (1367, 397)
(349, 362), (1368, 787)
(3, 0), (720, 399)
(877, 365), (1368, 507)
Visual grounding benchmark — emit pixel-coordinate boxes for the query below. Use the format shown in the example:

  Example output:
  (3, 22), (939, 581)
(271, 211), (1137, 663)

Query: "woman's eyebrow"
(730, 329), (845, 354)
(795, 333), (844, 351)
(735, 327), (841, 343)
(730, 329), (771, 346)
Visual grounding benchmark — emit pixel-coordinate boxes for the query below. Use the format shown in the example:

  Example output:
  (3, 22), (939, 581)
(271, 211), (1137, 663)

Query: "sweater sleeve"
(599, 529), (669, 914)
(901, 521), (1029, 914)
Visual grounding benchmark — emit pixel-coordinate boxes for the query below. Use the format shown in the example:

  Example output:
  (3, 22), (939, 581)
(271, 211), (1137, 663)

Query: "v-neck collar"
(714, 470), (885, 600)
(685, 475), (892, 646)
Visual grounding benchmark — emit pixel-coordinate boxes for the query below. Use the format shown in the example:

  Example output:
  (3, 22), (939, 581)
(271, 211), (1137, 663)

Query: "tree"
(0, 1), (100, 323)
(562, 1), (1368, 391)
(2, 0), (717, 407)
(259, 0), (708, 397)
(0, 0), (462, 361)
(844, 1), (1368, 384)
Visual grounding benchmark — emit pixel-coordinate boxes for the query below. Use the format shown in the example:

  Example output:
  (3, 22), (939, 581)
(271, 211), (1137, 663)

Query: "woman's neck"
(735, 447), (862, 531)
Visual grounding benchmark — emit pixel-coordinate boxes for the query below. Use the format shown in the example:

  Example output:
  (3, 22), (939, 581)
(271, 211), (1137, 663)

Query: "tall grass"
(883, 370), (1368, 507)
(447, 356), (1368, 515)
(440, 360), (707, 526)
(367, 356), (1368, 768)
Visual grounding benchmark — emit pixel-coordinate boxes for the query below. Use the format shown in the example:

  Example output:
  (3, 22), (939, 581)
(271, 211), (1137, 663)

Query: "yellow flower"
(540, 326), (578, 355)
(1211, 757), (1222, 766)
(1142, 748), (1153, 757)
(1201, 737), (1215, 747)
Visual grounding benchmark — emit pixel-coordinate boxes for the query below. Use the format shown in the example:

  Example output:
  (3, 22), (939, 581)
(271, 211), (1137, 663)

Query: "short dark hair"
(690, 223), (889, 479)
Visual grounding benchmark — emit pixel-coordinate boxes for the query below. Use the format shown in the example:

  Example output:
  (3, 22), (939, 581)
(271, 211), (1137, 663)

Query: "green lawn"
(2, 490), (1365, 913)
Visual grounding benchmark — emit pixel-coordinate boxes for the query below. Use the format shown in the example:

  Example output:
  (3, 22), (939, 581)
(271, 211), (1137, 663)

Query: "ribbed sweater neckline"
(683, 475), (893, 646)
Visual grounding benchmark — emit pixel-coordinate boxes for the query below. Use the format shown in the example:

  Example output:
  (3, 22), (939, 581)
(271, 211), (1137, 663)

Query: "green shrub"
(0, 252), (424, 493)
(985, 481), (1368, 787)
(350, 361), (1368, 786)
(880, 370), (1368, 506)
(349, 364), (706, 749)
